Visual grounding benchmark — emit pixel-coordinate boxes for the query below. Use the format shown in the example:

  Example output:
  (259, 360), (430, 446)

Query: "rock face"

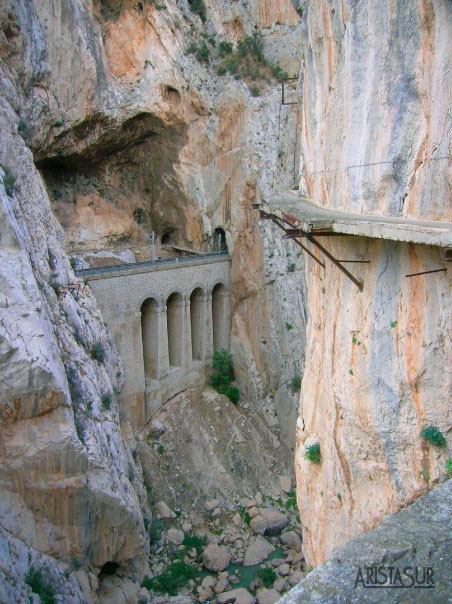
(295, 0), (452, 565)
(279, 480), (452, 603)
(0, 0), (305, 600)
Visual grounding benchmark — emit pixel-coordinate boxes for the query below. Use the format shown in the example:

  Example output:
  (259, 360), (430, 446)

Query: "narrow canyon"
(0, 1), (450, 603)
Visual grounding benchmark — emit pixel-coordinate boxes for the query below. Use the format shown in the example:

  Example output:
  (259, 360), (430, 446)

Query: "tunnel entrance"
(214, 228), (227, 253)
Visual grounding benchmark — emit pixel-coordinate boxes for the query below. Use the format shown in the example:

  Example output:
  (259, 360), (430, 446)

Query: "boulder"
(256, 588), (281, 604)
(280, 530), (302, 552)
(279, 476), (292, 493)
(167, 528), (184, 545)
(288, 570), (305, 586)
(277, 563), (290, 576)
(258, 508), (288, 535)
(155, 501), (174, 519)
(205, 499), (219, 511)
(243, 536), (275, 566)
(201, 575), (217, 589)
(150, 420), (165, 437)
(217, 588), (255, 604)
(250, 515), (267, 535)
(273, 577), (288, 592)
(203, 543), (231, 572)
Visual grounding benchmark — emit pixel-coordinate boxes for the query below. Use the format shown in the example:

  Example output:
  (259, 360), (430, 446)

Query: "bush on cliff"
(421, 426), (447, 448)
(25, 568), (56, 604)
(209, 349), (240, 403)
(304, 443), (321, 464)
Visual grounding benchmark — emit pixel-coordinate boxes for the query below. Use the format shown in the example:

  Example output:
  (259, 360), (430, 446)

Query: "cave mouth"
(99, 561), (120, 578)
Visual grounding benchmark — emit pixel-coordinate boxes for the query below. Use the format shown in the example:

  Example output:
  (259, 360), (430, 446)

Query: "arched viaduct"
(77, 255), (231, 427)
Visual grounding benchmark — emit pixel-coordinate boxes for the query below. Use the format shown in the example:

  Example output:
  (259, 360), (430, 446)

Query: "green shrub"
(250, 85), (261, 97)
(209, 350), (240, 402)
(285, 321), (293, 331)
(188, 0), (206, 22)
(219, 41), (233, 56)
(288, 262), (296, 272)
(238, 32), (264, 61)
(271, 64), (289, 82)
(187, 42), (209, 63)
(285, 489), (297, 511)
(91, 342), (106, 363)
(182, 533), (206, 555)
(290, 376), (301, 393)
(212, 349), (235, 382)
(1, 165), (15, 197)
(70, 257), (77, 270)
(53, 118), (64, 128)
(304, 443), (321, 464)
(142, 561), (196, 595)
(196, 43), (209, 63)
(421, 426), (447, 448)
(257, 566), (277, 588)
(239, 507), (251, 526)
(445, 459), (452, 477)
(18, 119), (31, 138)
(25, 569), (56, 604)
(101, 393), (112, 410)
(226, 385), (240, 404)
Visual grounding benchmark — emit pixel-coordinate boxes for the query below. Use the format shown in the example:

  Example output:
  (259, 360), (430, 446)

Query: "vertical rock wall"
(295, 0), (451, 565)
(0, 0), (307, 599)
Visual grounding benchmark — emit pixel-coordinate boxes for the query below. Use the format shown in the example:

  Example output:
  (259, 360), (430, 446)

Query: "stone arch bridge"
(77, 254), (231, 427)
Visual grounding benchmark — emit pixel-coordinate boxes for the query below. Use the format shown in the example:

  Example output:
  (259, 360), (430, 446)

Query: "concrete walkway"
(262, 192), (452, 247)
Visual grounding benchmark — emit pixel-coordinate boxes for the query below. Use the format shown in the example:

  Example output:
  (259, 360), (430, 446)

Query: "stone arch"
(190, 287), (205, 361)
(212, 282), (227, 352)
(141, 297), (159, 379)
(167, 292), (183, 368)
(213, 227), (228, 253)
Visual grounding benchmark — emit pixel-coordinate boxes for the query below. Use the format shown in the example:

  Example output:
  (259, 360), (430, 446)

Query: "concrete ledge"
(262, 192), (452, 247)
(279, 480), (452, 603)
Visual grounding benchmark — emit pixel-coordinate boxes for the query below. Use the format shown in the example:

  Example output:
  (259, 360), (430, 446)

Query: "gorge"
(0, 1), (451, 603)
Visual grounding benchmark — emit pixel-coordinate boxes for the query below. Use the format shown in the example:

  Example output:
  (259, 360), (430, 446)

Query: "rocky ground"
(138, 487), (305, 603)
(123, 386), (305, 603)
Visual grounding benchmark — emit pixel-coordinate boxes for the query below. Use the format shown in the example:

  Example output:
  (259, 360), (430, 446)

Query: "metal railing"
(75, 250), (229, 278)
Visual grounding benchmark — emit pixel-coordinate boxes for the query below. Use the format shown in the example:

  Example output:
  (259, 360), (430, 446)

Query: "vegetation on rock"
(142, 561), (196, 595)
(210, 349), (240, 403)
(421, 426), (447, 448)
(1, 165), (15, 197)
(304, 443), (321, 464)
(25, 568), (56, 604)
(257, 566), (277, 588)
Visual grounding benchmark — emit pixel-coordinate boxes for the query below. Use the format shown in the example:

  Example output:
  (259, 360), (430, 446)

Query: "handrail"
(75, 251), (229, 277)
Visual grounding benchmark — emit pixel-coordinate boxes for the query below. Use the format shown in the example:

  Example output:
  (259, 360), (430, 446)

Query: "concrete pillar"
(182, 298), (192, 369)
(156, 305), (169, 378)
(205, 294), (214, 363)
(167, 293), (184, 368)
(212, 285), (230, 352)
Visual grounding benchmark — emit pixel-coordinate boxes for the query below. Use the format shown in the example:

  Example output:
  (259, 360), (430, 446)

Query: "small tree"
(210, 349), (240, 403)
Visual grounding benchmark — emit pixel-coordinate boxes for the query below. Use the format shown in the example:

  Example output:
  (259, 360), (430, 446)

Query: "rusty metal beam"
(283, 229), (346, 237)
(337, 260), (370, 264)
(292, 238), (326, 269)
(307, 236), (364, 291)
(405, 268), (447, 278)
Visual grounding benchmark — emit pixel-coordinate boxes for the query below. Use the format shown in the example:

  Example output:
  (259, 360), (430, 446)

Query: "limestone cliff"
(0, 0), (306, 601)
(295, 0), (451, 566)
